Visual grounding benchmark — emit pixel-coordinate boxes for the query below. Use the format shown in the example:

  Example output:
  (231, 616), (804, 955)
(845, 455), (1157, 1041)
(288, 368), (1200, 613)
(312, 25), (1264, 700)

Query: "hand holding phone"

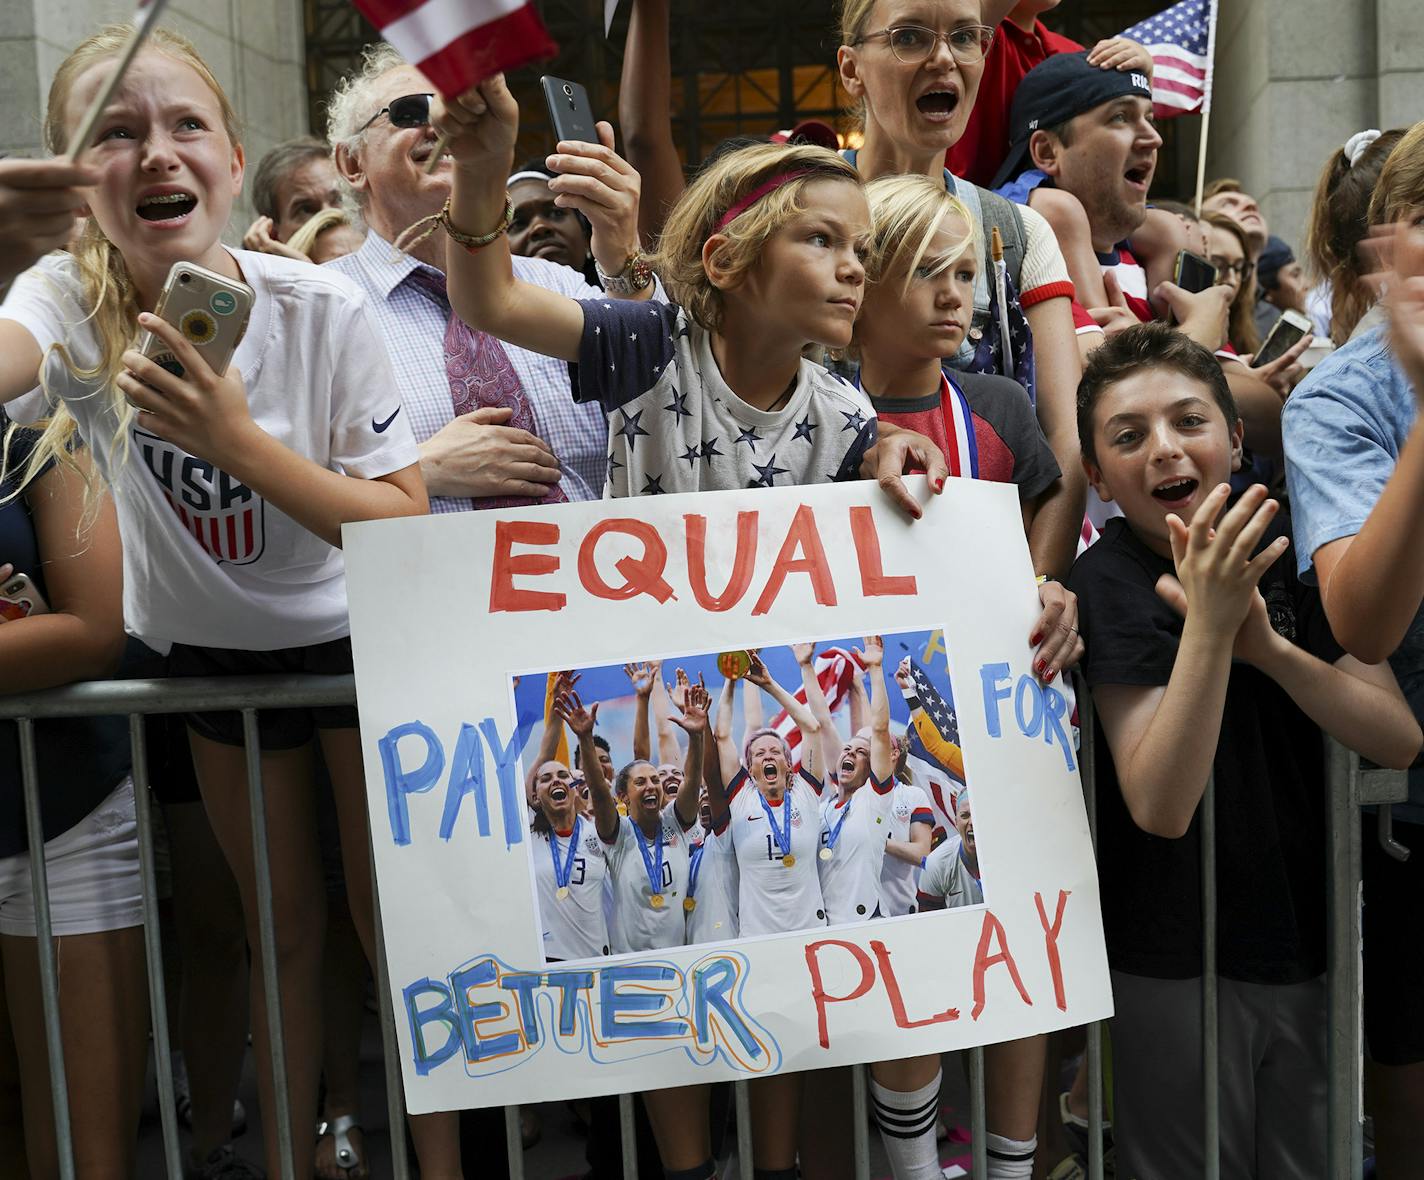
(1251, 309), (1312, 368)
(0, 569), (50, 621)
(1173, 249), (1219, 295)
(138, 262), (254, 380)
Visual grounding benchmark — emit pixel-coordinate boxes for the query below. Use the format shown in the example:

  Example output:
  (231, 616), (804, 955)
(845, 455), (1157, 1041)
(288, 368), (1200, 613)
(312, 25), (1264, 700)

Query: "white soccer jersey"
(879, 782), (935, 917)
(603, 801), (696, 953)
(532, 819), (610, 962)
(0, 249), (418, 650)
(727, 768), (827, 938)
(817, 776), (897, 925)
(919, 837), (984, 910)
(686, 824), (740, 945)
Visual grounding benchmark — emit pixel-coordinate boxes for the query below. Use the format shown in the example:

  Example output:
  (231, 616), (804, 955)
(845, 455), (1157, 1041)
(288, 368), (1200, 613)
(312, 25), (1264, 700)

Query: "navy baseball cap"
(990, 52), (1155, 190)
(1255, 236), (1295, 290)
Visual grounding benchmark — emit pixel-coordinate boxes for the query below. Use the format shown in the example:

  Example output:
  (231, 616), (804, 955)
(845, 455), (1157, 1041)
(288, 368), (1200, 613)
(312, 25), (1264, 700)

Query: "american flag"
(768, 647), (866, 770)
(1121, 0), (1217, 119)
(902, 658), (967, 835)
(353, 0), (558, 99)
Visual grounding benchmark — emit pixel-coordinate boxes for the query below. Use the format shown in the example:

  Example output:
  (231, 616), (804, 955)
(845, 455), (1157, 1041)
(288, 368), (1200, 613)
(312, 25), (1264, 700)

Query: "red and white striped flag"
(353, 0), (558, 98)
(768, 648), (866, 770)
(1120, 0), (1217, 119)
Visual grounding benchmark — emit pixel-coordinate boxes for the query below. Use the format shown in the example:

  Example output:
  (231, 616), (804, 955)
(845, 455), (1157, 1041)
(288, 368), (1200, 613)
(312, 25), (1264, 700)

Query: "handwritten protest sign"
(343, 479), (1110, 1113)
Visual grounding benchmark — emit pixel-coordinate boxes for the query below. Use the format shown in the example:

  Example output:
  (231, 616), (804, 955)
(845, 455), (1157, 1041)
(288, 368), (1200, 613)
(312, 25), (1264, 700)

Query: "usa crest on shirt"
(135, 427), (266, 565)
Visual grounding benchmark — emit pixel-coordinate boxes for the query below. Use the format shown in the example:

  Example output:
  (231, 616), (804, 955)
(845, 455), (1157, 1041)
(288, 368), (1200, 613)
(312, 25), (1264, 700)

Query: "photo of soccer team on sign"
(515, 630), (983, 964)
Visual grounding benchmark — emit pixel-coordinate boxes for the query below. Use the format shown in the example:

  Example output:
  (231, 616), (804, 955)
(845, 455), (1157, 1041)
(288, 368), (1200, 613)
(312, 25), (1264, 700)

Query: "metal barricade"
(8, 672), (1390, 1180)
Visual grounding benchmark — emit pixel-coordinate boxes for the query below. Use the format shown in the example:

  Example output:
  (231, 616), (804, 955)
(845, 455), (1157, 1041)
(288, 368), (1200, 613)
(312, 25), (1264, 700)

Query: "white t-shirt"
(879, 782), (934, 917)
(532, 819), (610, 962)
(0, 249), (418, 649)
(919, 837), (983, 910)
(726, 768), (827, 938)
(817, 776), (897, 925)
(686, 823), (739, 945)
(602, 800), (696, 953)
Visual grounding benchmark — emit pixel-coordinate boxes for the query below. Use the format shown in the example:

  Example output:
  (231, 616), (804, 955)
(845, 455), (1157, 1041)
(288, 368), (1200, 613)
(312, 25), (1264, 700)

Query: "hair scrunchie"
(1344, 129), (1383, 168)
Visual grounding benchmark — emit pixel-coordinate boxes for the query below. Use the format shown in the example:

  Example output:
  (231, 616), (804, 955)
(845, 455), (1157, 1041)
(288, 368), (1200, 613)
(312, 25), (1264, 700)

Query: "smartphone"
(1251, 308), (1313, 368)
(540, 76), (598, 145)
(1173, 249), (1219, 295)
(139, 261), (255, 381)
(0, 573), (49, 621)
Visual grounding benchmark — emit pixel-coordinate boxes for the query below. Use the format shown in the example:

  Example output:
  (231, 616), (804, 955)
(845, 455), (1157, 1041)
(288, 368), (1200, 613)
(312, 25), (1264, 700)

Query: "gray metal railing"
(6, 673), (1392, 1179)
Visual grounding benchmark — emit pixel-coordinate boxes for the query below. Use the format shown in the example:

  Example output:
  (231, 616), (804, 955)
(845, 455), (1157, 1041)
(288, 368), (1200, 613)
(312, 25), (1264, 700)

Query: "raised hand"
(546, 121), (643, 277)
(671, 673), (710, 734)
(895, 655), (914, 691)
(1086, 36), (1154, 77)
(0, 158), (94, 286)
(1163, 483), (1289, 644)
(430, 73), (519, 171)
(745, 650), (773, 689)
(1365, 218), (1424, 399)
(858, 635), (885, 668)
(553, 688), (598, 736)
(241, 215), (308, 261)
(791, 642), (816, 666)
(623, 660), (656, 698)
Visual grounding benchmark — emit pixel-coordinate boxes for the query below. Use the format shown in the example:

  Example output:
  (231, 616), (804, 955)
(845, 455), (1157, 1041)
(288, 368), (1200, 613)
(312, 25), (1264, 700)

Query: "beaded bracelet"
(440, 195), (514, 253)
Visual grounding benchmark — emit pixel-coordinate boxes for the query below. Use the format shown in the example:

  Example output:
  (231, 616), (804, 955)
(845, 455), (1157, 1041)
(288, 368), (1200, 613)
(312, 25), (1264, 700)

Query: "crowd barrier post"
(734, 1079), (754, 1179)
(851, 1064), (872, 1179)
(1075, 677), (1106, 1180)
(1200, 773), (1220, 1180)
(967, 1044), (987, 1177)
(128, 714), (184, 1179)
(367, 832), (413, 1179)
(18, 717), (76, 1180)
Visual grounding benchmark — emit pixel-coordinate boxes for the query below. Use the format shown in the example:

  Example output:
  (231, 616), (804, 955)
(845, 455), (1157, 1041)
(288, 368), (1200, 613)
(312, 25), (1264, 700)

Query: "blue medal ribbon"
(761, 792), (793, 857)
(550, 818), (581, 891)
(687, 841), (706, 900)
(631, 819), (665, 898)
(824, 797), (853, 854)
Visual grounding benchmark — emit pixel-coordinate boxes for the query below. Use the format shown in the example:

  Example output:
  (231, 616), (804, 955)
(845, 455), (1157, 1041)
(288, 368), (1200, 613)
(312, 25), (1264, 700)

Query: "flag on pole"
(353, 0), (558, 98)
(1120, 0), (1218, 119)
(767, 648), (866, 771)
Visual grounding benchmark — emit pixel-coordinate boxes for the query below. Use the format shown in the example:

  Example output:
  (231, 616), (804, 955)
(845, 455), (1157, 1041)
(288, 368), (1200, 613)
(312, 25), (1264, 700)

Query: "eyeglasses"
(853, 24), (995, 65)
(358, 92), (434, 134)
(1209, 256), (1254, 280)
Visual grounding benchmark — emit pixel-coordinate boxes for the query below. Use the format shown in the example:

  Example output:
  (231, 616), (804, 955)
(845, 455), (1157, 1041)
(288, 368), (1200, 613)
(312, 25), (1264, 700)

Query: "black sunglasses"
(358, 92), (434, 134)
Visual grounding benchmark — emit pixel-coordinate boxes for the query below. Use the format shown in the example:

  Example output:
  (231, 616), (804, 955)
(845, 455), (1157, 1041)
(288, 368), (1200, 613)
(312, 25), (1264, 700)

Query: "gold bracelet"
(439, 195), (514, 253)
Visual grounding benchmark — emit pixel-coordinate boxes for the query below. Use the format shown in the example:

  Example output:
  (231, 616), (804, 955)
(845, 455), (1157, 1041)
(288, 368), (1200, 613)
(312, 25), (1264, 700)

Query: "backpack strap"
(973, 185), (1028, 290)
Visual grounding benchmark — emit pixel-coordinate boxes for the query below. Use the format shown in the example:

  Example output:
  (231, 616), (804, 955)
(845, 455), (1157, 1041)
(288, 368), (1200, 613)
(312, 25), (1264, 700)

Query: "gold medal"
(684, 897), (697, 913)
(782, 853), (796, 868)
(819, 848), (833, 861)
(650, 893), (666, 909)
(556, 886), (570, 900)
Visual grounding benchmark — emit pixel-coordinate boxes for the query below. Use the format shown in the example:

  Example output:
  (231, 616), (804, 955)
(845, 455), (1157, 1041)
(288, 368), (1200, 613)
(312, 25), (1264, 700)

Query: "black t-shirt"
(1067, 512), (1337, 983)
(0, 429), (129, 858)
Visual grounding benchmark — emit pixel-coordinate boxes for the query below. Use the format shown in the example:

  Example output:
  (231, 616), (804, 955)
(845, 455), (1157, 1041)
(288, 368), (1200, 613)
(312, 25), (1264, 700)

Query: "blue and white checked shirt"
(326, 231), (610, 510)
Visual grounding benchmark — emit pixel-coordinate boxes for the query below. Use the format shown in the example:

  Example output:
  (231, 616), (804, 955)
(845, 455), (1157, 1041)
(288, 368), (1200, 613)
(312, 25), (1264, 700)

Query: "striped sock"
(870, 1069), (942, 1180)
(985, 1130), (1035, 1179)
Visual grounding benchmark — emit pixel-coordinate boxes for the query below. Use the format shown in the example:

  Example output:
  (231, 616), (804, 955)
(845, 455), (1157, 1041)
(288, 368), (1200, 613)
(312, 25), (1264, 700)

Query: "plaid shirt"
(326, 231), (610, 510)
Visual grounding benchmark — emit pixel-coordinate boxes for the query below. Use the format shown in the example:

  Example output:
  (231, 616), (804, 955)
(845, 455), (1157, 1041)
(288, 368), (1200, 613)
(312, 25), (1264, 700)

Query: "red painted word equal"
(489, 504), (917, 616)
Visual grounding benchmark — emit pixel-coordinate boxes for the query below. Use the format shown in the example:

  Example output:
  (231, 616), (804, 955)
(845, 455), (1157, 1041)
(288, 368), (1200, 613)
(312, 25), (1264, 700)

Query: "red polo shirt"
(947, 18), (1083, 188)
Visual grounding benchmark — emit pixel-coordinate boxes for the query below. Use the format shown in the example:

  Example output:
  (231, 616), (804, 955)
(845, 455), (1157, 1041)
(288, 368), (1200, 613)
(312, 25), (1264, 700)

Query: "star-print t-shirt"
(575, 299), (877, 496)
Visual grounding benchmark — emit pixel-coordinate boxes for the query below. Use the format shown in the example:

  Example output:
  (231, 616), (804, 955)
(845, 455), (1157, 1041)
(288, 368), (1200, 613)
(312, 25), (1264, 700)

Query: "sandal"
(316, 1114), (367, 1178)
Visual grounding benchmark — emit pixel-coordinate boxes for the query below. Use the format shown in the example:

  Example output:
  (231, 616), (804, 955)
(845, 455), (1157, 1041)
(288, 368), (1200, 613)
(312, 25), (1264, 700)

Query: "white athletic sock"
(984, 1131), (1036, 1179)
(870, 1070), (943, 1180)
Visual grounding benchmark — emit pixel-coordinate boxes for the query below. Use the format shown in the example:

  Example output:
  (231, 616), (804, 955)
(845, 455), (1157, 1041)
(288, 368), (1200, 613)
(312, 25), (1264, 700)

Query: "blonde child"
(0, 25), (451, 1178)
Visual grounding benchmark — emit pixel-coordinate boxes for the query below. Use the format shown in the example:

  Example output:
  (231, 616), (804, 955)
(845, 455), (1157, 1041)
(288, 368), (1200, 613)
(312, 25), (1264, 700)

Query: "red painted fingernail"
(1030, 631), (1043, 647)
(1035, 659), (1046, 677)
(934, 477), (946, 492)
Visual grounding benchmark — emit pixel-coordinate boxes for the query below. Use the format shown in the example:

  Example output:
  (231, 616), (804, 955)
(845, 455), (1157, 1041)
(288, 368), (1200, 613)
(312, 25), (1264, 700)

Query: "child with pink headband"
(430, 74), (950, 512)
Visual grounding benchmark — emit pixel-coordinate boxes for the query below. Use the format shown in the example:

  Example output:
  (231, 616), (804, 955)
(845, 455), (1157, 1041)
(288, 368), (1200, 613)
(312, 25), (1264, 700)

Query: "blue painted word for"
(978, 662), (1076, 772)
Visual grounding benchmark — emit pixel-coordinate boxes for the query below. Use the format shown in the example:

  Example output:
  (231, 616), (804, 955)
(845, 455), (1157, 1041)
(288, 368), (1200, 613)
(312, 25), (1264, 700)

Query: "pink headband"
(712, 169), (812, 233)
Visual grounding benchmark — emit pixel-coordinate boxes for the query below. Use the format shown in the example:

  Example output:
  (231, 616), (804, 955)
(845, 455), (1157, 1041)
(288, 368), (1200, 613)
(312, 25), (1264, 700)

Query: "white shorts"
(0, 777), (144, 937)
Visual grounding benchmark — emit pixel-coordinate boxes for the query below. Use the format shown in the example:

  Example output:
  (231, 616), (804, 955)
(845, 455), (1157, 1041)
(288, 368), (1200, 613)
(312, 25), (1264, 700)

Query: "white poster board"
(344, 479), (1111, 1113)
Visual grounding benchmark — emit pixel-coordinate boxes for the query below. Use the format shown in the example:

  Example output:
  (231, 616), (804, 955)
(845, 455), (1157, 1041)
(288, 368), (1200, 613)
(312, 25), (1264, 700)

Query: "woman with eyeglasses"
(1205, 211), (1310, 400)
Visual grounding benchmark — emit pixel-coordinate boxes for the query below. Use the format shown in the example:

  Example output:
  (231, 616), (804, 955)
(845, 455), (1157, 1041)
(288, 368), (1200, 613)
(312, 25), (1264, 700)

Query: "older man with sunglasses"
(325, 44), (652, 512)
